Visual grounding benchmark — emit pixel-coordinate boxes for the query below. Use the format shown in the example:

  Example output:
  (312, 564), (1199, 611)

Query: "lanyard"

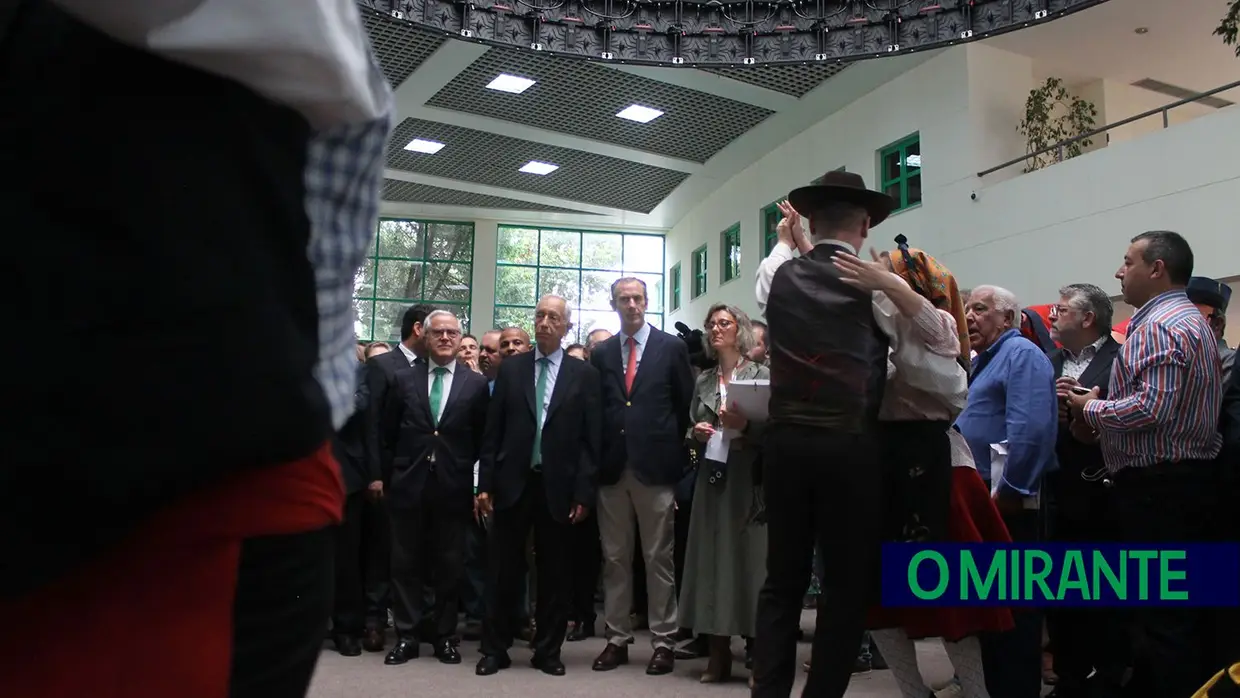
(717, 360), (746, 414)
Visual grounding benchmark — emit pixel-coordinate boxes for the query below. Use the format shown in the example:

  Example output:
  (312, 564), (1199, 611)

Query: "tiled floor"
(306, 613), (958, 698)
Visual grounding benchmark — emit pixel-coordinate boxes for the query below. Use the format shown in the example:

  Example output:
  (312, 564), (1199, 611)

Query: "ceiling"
(986, 0), (1240, 97)
(363, 7), (937, 231)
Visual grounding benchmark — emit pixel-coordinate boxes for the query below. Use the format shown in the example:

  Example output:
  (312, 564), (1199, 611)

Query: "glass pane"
(494, 306), (535, 341)
(693, 248), (706, 277)
(646, 313), (663, 331)
(495, 265), (537, 306)
(907, 173), (923, 206)
(539, 268), (582, 306)
(378, 219), (423, 258)
(354, 256), (376, 298)
(623, 234), (664, 273)
(576, 309), (619, 342)
(427, 222), (474, 262)
(439, 303), (471, 334)
(881, 150), (902, 183)
(539, 229), (580, 267)
(582, 270), (622, 310)
(581, 233), (623, 269)
(373, 300), (409, 342)
(884, 182), (901, 202)
(497, 227), (539, 264)
(423, 262), (471, 303)
(904, 141), (921, 173)
(353, 298), (375, 342)
(365, 226), (377, 255)
(375, 259), (423, 300)
(631, 273), (664, 313)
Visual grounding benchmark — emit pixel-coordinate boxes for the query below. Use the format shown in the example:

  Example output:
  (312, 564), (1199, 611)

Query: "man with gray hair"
(954, 284), (1057, 698)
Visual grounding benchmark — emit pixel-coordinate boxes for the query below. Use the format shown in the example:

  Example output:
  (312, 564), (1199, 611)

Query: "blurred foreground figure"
(0, 2), (391, 697)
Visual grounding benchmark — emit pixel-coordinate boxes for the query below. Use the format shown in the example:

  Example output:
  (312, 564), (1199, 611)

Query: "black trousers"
(752, 424), (883, 698)
(462, 516), (488, 621)
(1109, 461), (1218, 698)
(481, 473), (571, 660)
(332, 492), (366, 636)
(980, 507), (1044, 698)
(1044, 469), (1129, 690)
(360, 495), (390, 630)
(388, 486), (468, 643)
(230, 527), (334, 698)
(569, 510), (602, 625)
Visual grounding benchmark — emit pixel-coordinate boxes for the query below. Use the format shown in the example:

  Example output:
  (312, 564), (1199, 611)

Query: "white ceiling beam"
(379, 200), (668, 232)
(392, 39), (492, 113)
(605, 64), (800, 110)
(384, 168), (651, 219)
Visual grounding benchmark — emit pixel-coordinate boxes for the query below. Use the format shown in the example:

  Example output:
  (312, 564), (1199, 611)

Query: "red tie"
(625, 336), (638, 395)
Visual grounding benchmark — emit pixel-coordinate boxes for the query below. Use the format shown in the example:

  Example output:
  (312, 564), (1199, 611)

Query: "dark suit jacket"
(590, 326), (693, 487)
(382, 359), (489, 512)
(333, 363), (371, 495)
(479, 350), (602, 524)
(1049, 337), (1121, 476)
(1221, 361), (1240, 455)
(363, 347), (415, 484)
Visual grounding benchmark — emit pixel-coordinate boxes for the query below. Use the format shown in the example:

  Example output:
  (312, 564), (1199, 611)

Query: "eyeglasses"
(705, 319), (735, 330)
(429, 328), (461, 339)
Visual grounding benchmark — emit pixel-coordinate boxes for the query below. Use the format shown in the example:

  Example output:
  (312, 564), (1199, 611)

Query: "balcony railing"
(977, 79), (1240, 178)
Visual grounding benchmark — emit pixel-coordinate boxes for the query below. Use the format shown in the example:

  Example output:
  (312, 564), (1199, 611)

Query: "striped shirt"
(1081, 289), (1223, 471)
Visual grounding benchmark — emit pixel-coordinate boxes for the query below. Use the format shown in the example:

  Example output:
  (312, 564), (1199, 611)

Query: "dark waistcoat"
(765, 244), (889, 433)
(0, 1), (330, 598)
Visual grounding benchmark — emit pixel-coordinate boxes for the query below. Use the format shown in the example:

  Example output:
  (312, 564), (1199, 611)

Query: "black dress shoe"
(567, 622), (595, 642)
(531, 655), (567, 676)
(433, 640), (462, 665)
(384, 639), (419, 665)
(475, 654), (511, 676)
(333, 635), (362, 657)
(362, 627), (386, 653)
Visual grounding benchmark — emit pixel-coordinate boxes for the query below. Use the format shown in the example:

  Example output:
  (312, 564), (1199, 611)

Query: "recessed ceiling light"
(486, 73), (536, 94)
(1134, 27), (1149, 34)
(404, 138), (445, 154)
(616, 104), (665, 123)
(519, 160), (559, 175)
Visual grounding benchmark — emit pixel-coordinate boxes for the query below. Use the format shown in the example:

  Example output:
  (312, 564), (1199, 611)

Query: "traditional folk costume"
(862, 243), (1014, 698)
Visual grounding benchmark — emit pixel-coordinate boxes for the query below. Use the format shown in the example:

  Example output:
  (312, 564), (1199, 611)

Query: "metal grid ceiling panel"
(426, 46), (775, 164)
(361, 10), (445, 87)
(386, 118), (690, 213)
(702, 63), (849, 97)
(381, 179), (595, 213)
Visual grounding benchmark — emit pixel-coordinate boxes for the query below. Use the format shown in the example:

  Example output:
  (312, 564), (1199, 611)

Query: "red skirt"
(0, 442), (343, 698)
(868, 466), (1016, 641)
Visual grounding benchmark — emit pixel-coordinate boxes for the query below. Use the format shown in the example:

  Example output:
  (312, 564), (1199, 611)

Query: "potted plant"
(1017, 77), (1099, 172)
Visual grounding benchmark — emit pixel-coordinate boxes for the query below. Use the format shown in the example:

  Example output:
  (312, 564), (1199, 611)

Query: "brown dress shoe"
(592, 644), (629, 671)
(647, 647), (675, 675)
(362, 627), (385, 653)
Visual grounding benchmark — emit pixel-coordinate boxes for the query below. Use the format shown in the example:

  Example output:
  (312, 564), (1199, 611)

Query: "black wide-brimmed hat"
(788, 170), (896, 227)
(1186, 276), (1231, 311)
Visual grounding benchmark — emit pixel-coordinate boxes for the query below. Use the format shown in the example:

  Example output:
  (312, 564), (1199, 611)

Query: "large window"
(878, 133), (921, 212)
(691, 244), (708, 299)
(494, 226), (665, 344)
(669, 263), (682, 313)
(353, 219), (474, 342)
(720, 223), (741, 284)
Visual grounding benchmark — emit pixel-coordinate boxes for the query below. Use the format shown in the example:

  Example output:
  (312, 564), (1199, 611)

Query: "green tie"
(429, 366), (447, 426)
(531, 357), (550, 470)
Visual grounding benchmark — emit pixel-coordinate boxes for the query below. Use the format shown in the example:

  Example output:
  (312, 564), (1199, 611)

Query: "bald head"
(534, 295), (572, 355)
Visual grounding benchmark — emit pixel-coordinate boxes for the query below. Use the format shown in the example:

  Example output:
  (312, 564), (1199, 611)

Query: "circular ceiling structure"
(360, 0), (1110, 67)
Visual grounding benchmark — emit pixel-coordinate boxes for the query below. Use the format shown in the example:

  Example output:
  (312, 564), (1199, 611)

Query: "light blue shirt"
(618, 321), (652, 374)
(533, 347), (564, 430)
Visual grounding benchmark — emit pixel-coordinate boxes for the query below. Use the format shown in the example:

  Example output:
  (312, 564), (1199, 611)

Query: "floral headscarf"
(886, 236), (970, 364)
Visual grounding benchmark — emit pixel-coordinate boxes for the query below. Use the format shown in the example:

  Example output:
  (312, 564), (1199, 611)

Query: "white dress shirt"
(1060, 336), (1107, 381)
(398, 343), (419, 366)
(754, 238), (967, 421)
(618, 322), (652, 375)
(426, 359), (457, 423)
(533, 347), (565, 430)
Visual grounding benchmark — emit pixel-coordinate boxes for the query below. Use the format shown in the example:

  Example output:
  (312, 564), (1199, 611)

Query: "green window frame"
(691, 244), (708, 299)
(494, 226), (665, 345)
(720, 223), (741, 284)
(878, 133), (921, 212)
(669, 263), (682, 313)
(761, 201), (781, 257)
(353, 218), (474, 342)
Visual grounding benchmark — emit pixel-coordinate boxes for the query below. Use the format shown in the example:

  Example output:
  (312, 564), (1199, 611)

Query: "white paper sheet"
(726, 379), (770, 422)
(473, 461), (480, 489)
(704, 429), (731, 463)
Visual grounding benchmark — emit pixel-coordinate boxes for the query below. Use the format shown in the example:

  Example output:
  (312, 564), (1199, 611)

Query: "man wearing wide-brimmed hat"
(1186, 276), (1234, 382)
(751, 171), (897, 698)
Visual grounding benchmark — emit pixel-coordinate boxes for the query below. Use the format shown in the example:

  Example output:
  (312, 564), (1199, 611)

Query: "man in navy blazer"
(588, 278), (693, 675)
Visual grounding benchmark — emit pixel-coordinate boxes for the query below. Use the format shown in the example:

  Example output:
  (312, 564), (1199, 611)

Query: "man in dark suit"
(361, 303), (437, 652)
(382, 310), (490, 666)
(475, 295), (602, 677)
(1047, 283), (1127, 698)
(589, 278), (693, 675)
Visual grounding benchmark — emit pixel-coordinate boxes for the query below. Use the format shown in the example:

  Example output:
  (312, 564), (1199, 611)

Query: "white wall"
(665, 43), (1240, 332)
